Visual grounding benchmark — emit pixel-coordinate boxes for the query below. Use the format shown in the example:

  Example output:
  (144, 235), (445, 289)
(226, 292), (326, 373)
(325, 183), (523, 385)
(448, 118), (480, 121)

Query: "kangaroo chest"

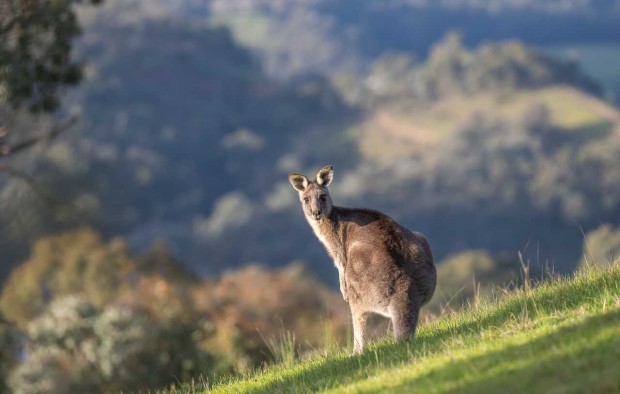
(308, 218), (346, 272)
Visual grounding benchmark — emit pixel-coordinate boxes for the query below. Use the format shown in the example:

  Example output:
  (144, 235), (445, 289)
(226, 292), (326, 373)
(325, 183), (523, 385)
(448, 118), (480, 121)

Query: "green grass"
(173, 264), (620, 393)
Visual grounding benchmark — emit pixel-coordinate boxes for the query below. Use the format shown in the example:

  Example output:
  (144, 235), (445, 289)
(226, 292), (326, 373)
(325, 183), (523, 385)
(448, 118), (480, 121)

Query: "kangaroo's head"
(288, 165), (334, 221)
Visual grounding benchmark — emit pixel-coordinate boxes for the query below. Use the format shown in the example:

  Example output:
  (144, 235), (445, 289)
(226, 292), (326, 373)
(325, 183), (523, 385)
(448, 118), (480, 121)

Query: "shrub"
(0, 312), (20, 393)
(579, 224), (620, 271)
(430, 250), (522, 312)
(9, 296), (211, 393)
(192, 262), (349, 371)
(0, 229), (197, 328)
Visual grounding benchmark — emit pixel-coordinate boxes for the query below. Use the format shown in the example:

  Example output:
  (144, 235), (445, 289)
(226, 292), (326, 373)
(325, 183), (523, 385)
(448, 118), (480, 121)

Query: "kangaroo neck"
(306, 207), (346, 267)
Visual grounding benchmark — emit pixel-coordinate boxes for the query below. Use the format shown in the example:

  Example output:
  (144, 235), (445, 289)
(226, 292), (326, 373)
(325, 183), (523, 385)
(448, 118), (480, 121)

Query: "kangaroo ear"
(288, 173), (309, 192)
(316, 165), (334, 186)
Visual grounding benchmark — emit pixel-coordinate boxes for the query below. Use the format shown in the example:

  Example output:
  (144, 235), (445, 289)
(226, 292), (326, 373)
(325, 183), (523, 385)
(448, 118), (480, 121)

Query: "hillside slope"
(4, 3), (620, 286)
(181, 263), (620, 393)
(356, 85), (620, 163)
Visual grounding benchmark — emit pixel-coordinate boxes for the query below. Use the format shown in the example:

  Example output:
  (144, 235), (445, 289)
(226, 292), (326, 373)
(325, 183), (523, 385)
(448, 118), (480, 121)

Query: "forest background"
(1, 1), (620, 392)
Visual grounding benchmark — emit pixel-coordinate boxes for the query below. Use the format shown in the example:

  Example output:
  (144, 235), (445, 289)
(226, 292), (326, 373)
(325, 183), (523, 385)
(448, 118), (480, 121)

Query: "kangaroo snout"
(312, 210), (322, 220)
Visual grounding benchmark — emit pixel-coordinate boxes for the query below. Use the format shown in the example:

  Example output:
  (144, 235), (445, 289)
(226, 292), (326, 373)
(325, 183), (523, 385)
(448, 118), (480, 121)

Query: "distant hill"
(354, 86), (619, 163)
(2, 1), (620, 285)
(0, 3), (357, 280)
(203, 0), (620, 79)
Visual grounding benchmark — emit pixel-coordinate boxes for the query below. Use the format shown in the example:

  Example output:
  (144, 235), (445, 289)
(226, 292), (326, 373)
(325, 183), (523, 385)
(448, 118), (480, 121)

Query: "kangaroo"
(288, 165), (436, 353)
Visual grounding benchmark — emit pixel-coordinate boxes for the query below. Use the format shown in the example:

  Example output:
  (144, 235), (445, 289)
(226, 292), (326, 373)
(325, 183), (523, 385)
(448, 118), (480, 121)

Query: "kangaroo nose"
(313, 210), (322, 220)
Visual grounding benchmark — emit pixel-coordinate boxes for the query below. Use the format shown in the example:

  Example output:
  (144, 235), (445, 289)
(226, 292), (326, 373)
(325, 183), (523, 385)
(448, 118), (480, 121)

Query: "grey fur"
(288, 165), (437, 353)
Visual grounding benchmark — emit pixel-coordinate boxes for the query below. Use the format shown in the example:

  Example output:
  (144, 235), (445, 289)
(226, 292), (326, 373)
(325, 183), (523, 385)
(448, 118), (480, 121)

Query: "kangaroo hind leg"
(389, 296), (420, 341)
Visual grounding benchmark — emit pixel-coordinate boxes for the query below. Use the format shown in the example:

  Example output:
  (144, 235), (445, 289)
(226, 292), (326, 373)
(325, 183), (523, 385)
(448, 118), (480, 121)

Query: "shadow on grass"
(386, 308), (620, 394)
(237, 270), (618, 393)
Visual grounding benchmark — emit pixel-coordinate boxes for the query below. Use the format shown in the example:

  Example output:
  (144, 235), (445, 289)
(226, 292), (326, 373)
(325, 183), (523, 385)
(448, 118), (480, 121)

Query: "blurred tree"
(0, 311), (19, 393)
(10, 296), (102, 394)
(9, 295), (211, 393)
(422, 32), (468, 99)
(192, 262), (348, 372)
(363, 53), (417, 106)
(0, 0), (102, 205)
(579, 224), (620, 271)
(0, 228), (199, 328)
(0, 228), (134, 327)
(345, 33), (600, 107)
(0, 0), (102, 112)
(136, 240), (197, 283)
(432, 112), (538, 212)
(430, 250), (521, 312)
(0, 227), (350, 383)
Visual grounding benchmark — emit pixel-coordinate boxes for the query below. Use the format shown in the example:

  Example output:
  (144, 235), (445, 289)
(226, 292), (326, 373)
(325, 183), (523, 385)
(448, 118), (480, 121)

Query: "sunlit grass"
(167, 262), (620, 393)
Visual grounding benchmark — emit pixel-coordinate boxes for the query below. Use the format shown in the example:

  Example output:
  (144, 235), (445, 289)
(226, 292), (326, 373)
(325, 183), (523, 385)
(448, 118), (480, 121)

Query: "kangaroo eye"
(304, 197), (310, 204)
(320, 195), (326, 201)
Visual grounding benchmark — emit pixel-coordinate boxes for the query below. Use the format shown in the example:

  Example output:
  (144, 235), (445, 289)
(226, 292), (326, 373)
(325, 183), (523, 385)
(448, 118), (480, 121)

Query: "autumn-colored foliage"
(8, 296), (211, 393)
(1, 226), (592, 391)
(0, 229), (351, 389)
(193, 263), (349, 370)
(0, 228), (197, 328)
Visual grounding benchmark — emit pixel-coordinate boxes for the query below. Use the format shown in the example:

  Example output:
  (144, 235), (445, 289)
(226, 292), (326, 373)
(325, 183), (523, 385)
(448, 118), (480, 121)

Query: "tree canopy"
(1, 0), (101, 112)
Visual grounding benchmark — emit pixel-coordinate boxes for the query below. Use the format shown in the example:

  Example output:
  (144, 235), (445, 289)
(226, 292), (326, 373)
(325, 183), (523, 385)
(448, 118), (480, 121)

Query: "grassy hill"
(170, 262), (620, 393)
(355, 85), (620, 163)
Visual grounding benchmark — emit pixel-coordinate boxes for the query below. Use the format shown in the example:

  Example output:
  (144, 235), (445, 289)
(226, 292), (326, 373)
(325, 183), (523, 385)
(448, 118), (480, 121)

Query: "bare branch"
(0, 115), (78, 159)
(0, 164), (93, 226)
(0, 164), (62, 207)
(0, 16), (18, 36)
(0, 0), (20, 35)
